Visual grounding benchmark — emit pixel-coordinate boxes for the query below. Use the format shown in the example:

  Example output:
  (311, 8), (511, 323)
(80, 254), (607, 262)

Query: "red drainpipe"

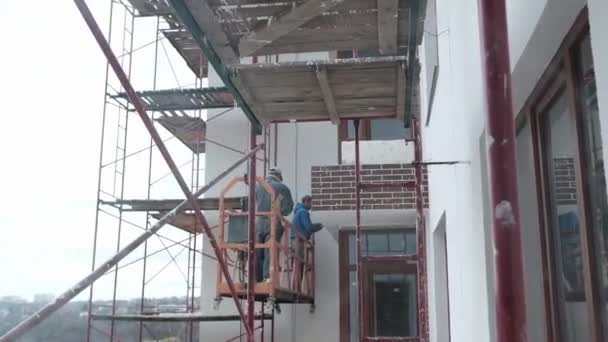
(477, 1), (528, 341)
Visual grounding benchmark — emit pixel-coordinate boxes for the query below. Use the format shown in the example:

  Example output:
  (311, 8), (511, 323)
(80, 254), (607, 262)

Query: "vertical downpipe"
(477, 1), (527, 341)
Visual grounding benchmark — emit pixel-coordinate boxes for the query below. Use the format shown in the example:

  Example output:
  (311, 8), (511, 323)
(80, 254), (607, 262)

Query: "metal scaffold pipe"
(247, 125), (257, 341)
(0, 146), (263, 342)
(71, 0), (253, 337)
(354, 119), (364, 341)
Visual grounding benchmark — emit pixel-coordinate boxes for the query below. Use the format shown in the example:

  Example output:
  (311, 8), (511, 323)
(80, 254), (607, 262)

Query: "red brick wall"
(553, 157), (577, 205)
(310, 164), (429, 211)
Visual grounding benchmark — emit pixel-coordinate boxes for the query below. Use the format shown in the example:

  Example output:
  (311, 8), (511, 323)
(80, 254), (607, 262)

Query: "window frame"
(362, 260), (418, 338)
(521, 7), (605, 342)
(338, 228), (417, 342)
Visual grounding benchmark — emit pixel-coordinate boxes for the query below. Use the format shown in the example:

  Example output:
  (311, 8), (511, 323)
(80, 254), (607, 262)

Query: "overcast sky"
(0, 1), (206, 301)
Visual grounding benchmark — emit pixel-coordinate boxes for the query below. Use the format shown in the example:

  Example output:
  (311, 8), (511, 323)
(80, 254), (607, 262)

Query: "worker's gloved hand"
(312, 223), (324, 232)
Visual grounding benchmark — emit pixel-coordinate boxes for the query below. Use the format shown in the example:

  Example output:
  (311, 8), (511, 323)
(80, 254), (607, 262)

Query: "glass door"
(530, 18), (607, 341)
(536, 82), (591, 342)
(362, 261), (418, 338)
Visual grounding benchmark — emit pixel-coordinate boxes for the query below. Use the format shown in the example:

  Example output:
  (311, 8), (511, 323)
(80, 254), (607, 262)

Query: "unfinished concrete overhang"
(128, 0), (427, 129)
(230, 57), (409, 123)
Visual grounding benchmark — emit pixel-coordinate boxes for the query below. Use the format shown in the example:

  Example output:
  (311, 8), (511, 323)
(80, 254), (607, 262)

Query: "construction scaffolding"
(0, 1), (528, 342)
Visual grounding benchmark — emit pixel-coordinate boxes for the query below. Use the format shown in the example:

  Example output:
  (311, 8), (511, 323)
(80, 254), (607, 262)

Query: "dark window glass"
(347, 121), (356, 140)
(348, 230), (416, 264)
(344, 229), (417, 340)
(370, 119), (407, 141)
(542, 89), (590, 341)
(370, 273), (417, 337)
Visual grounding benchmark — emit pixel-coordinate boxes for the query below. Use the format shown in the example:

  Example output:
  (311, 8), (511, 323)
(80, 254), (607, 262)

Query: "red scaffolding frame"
(0, 0), (529, 341)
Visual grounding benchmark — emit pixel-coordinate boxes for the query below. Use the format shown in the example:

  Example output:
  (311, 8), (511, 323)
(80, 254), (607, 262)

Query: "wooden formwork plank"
(377, 0), (399, 55)
(238, 0), (346, 57)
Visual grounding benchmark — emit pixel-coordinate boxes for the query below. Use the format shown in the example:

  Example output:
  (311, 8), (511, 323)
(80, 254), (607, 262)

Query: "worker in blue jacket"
(292, 195), (323, 240)
(291, 195), (323, 284)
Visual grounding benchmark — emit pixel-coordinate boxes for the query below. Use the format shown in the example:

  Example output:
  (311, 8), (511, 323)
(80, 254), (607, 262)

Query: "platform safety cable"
(160, 38), (181, 88)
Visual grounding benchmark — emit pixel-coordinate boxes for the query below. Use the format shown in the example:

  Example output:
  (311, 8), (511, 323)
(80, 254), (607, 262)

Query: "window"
(526, 9), (607, 342)
(335, 50), (409, 162)
(537, 87), (589, 340)
(432, 212), (451, 341)
(339, 229), (417, 342)
(339, 119), (408, 142)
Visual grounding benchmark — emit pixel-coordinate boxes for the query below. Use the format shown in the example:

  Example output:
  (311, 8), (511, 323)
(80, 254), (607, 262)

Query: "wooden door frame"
(338, 228), (418, 342)
(361, 260), (418, 338)
(339, 231), (352, 342)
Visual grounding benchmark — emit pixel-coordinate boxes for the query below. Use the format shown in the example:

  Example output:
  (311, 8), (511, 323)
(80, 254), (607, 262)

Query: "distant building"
(0, 296), (26, 304)
(33, 293), (55, 304)
(0, 308), (10, 319)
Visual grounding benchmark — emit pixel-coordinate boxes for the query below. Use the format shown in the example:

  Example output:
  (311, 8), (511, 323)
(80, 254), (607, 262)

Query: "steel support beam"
(260, 298), (265, 342)
(477, 1), (527, 341)
(0, 146), (263, 342)
(247, 125), (257, 342)
(168, 0), (262, 133)
(404, 0), (421, 126)
(412, 117), (429, 340)
(71, 0), (254, 337)
(354, 119), (364, 341)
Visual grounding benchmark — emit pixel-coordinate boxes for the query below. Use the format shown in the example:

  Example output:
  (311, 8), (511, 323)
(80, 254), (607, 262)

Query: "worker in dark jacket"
(291, 195), (323, 284)
(255, 167), (294, 282)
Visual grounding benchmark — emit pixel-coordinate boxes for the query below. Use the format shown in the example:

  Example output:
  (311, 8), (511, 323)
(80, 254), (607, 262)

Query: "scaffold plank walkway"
(101, 197), (244, 212)
(90, 313), (272, 322)
(156, 115), (206, 153)
(112, 87), (233, 112)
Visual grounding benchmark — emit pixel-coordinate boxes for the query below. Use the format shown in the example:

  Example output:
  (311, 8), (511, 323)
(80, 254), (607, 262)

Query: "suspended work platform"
(215, 177), (315, 306)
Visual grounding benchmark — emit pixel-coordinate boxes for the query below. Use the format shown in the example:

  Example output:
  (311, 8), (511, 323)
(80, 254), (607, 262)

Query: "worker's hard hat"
(269, 167), (283, 180)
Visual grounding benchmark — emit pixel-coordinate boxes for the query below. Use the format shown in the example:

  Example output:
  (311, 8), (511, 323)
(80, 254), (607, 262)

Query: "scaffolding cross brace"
(71, 0), (255, 338)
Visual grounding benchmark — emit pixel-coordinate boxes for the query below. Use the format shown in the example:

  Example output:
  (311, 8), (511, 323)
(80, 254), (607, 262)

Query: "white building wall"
(199, 52), (344, 342)
(421, 0), (494, 341)
(197, 0), (608, 340)
(589, 0), (608, 197)
(423, 0), (608, 341)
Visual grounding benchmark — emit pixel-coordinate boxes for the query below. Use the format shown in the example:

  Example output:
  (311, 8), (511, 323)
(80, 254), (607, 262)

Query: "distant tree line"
(0, 296), (199, 342)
